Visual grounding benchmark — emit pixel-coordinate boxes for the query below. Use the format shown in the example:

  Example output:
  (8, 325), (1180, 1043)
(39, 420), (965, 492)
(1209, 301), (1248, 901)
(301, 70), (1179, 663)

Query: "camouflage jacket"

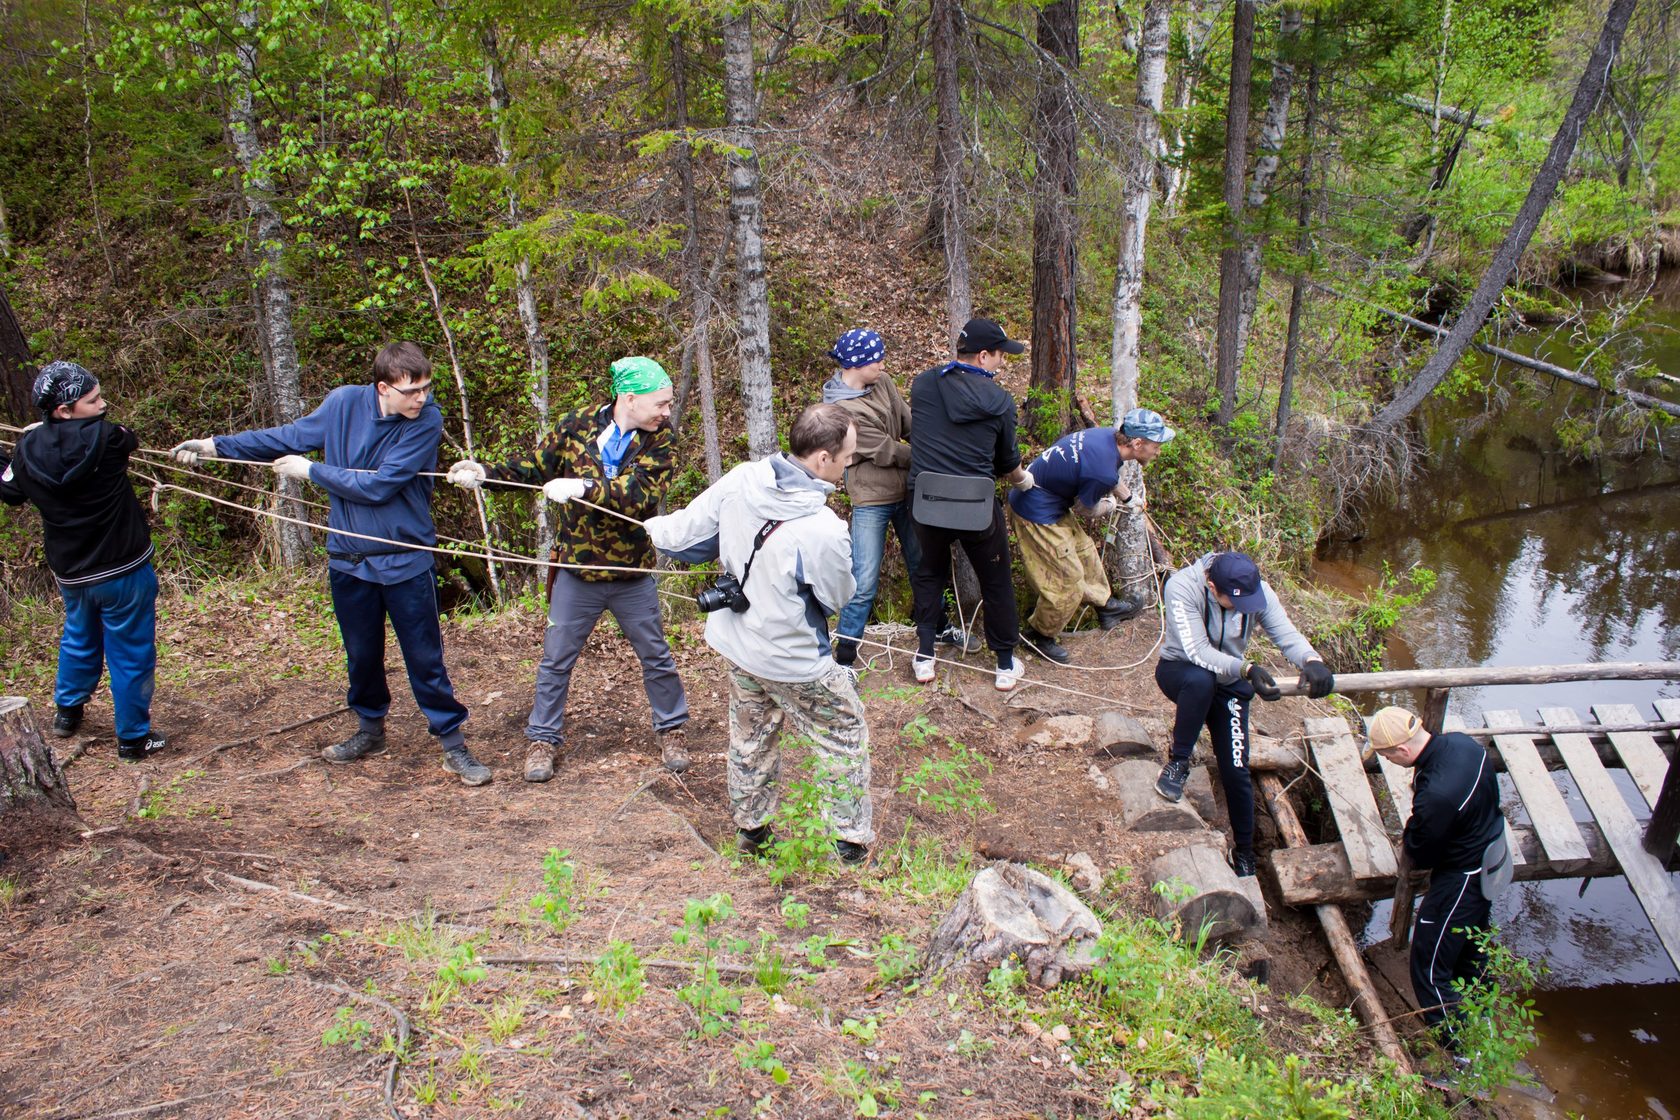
(486, 404), (673, 581)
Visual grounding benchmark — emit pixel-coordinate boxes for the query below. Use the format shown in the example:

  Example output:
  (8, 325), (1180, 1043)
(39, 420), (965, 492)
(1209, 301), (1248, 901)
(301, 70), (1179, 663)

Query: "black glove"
(1301, 659), (1335, 699)
(1246, 663), (1282, 702)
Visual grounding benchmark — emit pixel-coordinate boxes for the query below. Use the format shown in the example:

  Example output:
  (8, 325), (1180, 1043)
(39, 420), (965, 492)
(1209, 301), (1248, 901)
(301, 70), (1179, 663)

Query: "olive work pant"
(1009, 509), (1113, 636)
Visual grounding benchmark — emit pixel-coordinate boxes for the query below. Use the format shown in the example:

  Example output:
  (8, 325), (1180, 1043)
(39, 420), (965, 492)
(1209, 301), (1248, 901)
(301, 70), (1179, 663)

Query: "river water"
(1315, 282), (1680, 1119)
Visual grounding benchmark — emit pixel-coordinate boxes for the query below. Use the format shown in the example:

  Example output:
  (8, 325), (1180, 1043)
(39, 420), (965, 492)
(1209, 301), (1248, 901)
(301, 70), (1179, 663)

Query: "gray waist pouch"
(912, 472), (995, 532)
(1479, 832), (1513, 902)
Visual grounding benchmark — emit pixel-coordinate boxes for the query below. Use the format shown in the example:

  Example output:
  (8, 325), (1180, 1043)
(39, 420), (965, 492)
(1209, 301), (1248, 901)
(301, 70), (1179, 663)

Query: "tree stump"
(1018, 714), (1094, 750)
(1093, 711), (1153, 759)
(1, 697), (74, 815)
(1106, 759), (1204, 831)
(925, 862), (1103, 988)
(1148, 844), (1268, 944)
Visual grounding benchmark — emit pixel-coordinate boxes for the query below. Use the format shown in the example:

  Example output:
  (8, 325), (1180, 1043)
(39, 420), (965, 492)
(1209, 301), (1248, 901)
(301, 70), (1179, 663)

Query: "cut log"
(924, 862), (1103, 988)
(1, 697), (75, 815)
(1184, 765), (1218, 823)
(1092, 711), (1153, 758)
(1018, 714), (1094, 750)
(1106, 759), (1205, 831)
(1248, 732), (1306, 773)
(1148, 844), (1268, 944)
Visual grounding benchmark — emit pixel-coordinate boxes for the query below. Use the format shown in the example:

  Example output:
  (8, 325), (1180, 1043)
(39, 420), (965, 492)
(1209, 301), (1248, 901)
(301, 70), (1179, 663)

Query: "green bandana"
(611, 356), (671, 396)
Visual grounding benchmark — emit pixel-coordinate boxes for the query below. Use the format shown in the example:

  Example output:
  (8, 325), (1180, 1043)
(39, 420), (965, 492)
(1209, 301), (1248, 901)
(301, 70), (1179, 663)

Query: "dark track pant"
(910, 498), (1018, 658)
(1410, 868), (1492, 1043)
(1155, 659), (1257, 851)
(330, 568), (469, 745)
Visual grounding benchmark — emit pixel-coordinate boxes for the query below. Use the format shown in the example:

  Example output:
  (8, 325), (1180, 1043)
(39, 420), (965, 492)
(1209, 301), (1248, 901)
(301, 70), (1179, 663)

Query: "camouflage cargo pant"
(726, 662), (874, 845)
(1011, 509), (1113, 636)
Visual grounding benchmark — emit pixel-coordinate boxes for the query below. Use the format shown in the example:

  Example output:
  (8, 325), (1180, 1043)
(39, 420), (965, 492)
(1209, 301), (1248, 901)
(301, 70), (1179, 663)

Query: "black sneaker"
(441, 745), (492, 786)
(1021, 627), (1072, 665)
(52, 704), (84, 738)
(117, 732), (167, 761)
(1155, 758), (1192, 802)
(738, 824), (774, 856)
(936, 625), (984, 654)
(1096, 595), (1142, 629)
(322, 729), (387, 764)
(836, 839), (869, 865)
(1231, 848), (1258, 878)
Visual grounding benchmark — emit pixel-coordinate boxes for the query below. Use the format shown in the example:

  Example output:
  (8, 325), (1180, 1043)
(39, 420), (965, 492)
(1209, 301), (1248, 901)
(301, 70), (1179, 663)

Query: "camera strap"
(737, 519), (783, 592)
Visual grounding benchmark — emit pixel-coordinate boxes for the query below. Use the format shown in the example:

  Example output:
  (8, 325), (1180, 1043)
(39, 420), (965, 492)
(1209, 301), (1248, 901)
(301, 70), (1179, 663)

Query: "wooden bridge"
(1253, 662), (1680, 1070)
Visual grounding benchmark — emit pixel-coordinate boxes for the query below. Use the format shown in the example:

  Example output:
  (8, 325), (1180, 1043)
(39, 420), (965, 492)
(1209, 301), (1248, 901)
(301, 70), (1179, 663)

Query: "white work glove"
(272, 455), (315, 482)
(171, 438), (216, 466)
(447, 460), (487, 490)
(1119, 488), (1145, 514)
(1089, 495), (1118, 518)
(1011, 468), (1036, 491)
(543, 478), (592, 504)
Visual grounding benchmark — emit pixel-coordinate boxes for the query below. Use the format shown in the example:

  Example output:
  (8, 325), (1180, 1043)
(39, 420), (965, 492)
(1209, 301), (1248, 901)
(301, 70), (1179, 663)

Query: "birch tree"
(1366, 0), (1641, 434)
(722, 4), (777, 461)
(1159, 0), (1215, 215)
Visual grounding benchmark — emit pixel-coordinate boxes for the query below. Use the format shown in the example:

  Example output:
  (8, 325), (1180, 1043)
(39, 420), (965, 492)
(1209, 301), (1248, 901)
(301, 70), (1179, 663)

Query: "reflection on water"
(1316, 284), (1680, 1120)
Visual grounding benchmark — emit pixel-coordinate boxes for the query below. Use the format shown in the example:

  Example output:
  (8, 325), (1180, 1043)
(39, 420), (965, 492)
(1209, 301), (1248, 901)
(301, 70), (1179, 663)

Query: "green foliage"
(527, 848), (601, 932)
(1159, 1050), (1350, 1119)
(321, 1006), (374, 1051)
(428, 942), (488, 1013)
(871, 933), (918, 986)
(1308, 563), (1437, 672)
(736, 1038), (791, 1084)
(1449, 927), (1543, 1099)
(135, 769), (207, 820)
(896, 718), (993, 816)
(870, 827), (975, 905)
(751, 933), (794, 997)
(590, 940), (647, 1017)
(672, 893), (746, 1038)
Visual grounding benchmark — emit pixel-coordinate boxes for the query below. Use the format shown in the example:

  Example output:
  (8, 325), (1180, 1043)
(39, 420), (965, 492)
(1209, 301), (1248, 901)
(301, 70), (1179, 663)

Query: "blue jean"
(330, 568), (469, 743)
(836, 501), (922, 642)
(57, 562), (158, 742)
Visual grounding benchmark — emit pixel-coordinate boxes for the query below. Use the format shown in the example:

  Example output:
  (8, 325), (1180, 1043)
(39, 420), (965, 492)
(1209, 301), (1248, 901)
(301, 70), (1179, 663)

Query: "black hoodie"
(0, 417), (153, 586)
(907, 361), (1021, 486)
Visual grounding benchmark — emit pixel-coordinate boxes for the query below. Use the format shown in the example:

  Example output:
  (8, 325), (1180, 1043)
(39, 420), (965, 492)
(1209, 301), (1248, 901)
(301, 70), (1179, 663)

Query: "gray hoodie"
(645, 453), (855, 683)
(1158, 552), (1321, 684)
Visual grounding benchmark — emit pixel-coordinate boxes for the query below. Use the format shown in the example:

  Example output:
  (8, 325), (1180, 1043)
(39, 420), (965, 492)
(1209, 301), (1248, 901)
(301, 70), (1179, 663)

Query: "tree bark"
(722, 7), (777, 461)
(1232, 6), (1302, 372)
(929, 0), (973, 342)
(227, 0), (308, 567)
(0, 697), (76, 817)
(1213, 0), (1256, 427)
(1028, 0), (1080, 441)
(1273, 40), (1320, 470)
(0, 186), (10, 260)
(480, 23), (553, 565)
(670, 29), (724, 482)
(925, 863), (1103, 988)
(1109, 0), (1170, 420)
(1365, 0), (1641, 435)
(1158, 0), (1214, 215)
(0, 282), (35, 426)
(1149, 844), (1268, 943)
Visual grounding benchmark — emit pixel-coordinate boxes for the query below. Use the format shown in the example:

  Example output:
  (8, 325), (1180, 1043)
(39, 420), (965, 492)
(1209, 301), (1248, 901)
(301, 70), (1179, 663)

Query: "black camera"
(696, 571), (750, 613)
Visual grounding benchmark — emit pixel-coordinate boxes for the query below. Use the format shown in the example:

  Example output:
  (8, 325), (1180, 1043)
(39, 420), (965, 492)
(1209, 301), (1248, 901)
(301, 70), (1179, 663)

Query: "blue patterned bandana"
(828, 329), (885, 369)
(32, 361), (98, 416)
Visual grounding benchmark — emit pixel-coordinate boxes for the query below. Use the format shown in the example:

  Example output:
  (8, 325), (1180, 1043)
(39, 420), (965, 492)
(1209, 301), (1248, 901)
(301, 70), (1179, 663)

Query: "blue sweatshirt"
(214, 384), (442, 585)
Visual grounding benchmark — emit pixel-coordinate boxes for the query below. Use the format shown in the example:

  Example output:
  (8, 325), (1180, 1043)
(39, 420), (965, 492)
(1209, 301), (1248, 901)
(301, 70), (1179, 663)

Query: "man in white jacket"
(644, 403), (875, 863)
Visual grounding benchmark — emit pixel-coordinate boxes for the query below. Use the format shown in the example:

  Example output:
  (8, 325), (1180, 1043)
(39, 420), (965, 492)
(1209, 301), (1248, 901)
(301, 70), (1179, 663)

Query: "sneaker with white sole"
(935, 625), (983, 654)
(994, 656), (1024, 692)
(912, 656), (937, 684)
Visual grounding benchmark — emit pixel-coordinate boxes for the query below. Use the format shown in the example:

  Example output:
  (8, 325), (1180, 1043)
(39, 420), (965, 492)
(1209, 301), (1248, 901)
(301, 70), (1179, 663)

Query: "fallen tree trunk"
(1149, 844), (1267, 944)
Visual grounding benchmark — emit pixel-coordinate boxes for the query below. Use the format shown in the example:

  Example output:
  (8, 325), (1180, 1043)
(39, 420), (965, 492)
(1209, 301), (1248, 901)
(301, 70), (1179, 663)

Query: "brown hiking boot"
(523, 740), (558, 783)
(658, 726), (691, 774)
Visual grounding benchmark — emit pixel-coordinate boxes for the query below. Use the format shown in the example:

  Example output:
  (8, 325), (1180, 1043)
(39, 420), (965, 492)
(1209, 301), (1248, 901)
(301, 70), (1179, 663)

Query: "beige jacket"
(826, 375), (912, 506)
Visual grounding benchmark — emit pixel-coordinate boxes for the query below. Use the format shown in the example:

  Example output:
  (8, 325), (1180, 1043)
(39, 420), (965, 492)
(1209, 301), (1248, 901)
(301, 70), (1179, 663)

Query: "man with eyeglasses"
(172, 341), (485, 784)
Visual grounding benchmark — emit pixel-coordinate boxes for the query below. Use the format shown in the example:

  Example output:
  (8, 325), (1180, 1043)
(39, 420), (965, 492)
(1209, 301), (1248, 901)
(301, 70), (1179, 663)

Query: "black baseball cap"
(1207, 552), (1267, 614)
(956, 318), (1026, 355)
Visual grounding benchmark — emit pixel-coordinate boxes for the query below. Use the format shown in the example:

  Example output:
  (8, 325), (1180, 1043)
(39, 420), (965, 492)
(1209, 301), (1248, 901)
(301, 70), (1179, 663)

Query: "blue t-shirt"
(1007, 427), (1120, 525)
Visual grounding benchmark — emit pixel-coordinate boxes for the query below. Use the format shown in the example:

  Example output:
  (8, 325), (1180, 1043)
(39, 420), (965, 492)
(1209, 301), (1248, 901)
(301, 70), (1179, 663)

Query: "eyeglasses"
(387, 381), (433, 398)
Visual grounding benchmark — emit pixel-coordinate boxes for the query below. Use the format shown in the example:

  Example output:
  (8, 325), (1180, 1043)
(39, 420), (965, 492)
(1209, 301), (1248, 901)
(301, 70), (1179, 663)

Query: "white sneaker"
(994, 656), (1025, 692)
(912, 656), (937, 684)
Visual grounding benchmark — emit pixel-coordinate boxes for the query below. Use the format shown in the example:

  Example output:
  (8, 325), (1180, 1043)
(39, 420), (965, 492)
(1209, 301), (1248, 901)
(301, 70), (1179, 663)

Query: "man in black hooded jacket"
(0, 362), (165, 759)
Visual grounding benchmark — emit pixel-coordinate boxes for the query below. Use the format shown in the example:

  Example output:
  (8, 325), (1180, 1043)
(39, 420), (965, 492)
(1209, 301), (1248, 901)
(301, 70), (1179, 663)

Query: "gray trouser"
(526, 572), (688, 745)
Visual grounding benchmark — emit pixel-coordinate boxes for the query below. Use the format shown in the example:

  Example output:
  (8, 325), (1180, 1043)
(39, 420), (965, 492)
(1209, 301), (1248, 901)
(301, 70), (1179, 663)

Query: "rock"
(1092, 711), (1154, 759)
(1018, 714), (1094, 749)
(1147, 844), (1269, 944)
(1105, 759), (1205, 832)
(1062, 851), (1103, 894)
(925, 863), (1103, 988)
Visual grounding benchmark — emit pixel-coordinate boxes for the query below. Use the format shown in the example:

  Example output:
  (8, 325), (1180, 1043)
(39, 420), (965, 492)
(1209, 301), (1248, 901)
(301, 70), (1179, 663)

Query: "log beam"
(1274, 661), (1680, 697)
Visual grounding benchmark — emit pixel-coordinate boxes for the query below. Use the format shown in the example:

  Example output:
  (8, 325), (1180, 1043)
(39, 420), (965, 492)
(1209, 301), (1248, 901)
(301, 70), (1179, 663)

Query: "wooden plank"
(1592, 702), (1672, 811)
(1306, 717), (1397, 882)
(1540, 707), (1680, 976)
(1271, 823), (1628, 906)
(1484, 709), (1589, 872)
